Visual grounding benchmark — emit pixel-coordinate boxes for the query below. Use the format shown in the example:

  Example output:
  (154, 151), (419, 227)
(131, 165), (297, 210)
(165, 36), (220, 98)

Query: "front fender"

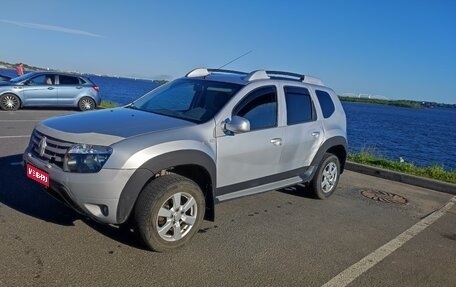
(116, 149), (216, 224)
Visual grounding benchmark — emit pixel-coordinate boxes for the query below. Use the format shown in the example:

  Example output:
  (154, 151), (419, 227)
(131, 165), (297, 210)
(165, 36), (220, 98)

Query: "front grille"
(30, 129), (74, 168)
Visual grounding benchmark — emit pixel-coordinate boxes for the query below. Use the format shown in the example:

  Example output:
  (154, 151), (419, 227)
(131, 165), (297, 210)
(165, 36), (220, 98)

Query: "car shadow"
(1, 153), (317, 252)
(277, 183), (318, 199)
(0, 154), (146, 250)
(0, 154), (78, 226)
(82, 219), (148, 251)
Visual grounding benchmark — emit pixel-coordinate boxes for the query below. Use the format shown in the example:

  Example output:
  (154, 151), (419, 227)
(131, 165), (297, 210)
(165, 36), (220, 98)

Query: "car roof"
(24, 71), (88, 78)
(10, 71), (92, 83)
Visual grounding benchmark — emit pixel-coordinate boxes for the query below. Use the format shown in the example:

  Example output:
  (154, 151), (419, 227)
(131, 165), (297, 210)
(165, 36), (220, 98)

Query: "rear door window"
(284, 86), (315, 125)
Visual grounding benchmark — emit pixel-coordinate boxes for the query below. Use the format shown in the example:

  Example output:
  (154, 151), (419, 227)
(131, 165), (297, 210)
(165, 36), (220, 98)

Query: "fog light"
(100, 205), (109, 216)
(84, 203), (109, 217)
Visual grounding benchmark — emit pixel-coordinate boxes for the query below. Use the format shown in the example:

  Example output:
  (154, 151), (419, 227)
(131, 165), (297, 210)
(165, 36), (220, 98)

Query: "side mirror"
(224, 116), (250, 133)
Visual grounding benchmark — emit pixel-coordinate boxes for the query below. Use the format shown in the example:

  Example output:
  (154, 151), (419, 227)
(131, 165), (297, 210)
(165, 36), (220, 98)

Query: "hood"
(36, 107), (196, 146)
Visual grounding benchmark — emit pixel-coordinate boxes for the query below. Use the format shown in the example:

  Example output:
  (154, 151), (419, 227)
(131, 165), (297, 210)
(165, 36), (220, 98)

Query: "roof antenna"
(217, 50), (252, 70)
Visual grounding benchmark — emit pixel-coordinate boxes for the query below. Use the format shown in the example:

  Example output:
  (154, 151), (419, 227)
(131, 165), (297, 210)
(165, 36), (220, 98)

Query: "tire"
(78, 96), (96, 111)
(0, 93), (20, 111)
(311, 153), (340, 199)
(134, 174), (205, 252)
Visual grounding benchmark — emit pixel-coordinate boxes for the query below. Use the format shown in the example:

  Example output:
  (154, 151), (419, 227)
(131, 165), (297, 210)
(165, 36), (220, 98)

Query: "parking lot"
(0, 109), (455, 287)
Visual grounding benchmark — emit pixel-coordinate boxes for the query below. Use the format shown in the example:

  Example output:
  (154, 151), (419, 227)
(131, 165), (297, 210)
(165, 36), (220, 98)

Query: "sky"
(1, 0), (455, 104)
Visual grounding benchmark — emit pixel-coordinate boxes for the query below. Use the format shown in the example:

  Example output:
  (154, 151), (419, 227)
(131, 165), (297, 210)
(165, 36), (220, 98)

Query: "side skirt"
(215, 166), (315, 202)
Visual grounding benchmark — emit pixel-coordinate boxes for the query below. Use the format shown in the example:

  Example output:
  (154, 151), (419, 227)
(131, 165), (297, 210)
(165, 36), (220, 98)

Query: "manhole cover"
(360, 189), (408, 205)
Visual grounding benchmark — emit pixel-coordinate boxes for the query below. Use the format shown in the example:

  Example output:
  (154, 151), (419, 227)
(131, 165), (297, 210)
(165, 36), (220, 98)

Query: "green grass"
(99, 100), (119, 109)
(348, 150), (456, 184)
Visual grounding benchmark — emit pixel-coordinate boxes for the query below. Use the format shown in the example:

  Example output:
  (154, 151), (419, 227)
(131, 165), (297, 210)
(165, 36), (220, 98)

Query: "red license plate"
(26, 164), (50, 188)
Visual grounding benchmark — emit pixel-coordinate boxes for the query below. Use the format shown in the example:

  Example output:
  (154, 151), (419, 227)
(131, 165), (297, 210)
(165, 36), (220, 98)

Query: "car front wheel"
(311, 153), (340, 199)
(0, 93), (20, 111)
(134, 174), (205, 252)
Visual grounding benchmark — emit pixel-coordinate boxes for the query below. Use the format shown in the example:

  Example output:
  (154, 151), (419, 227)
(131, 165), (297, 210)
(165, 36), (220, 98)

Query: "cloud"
(0, 19), (104, 38)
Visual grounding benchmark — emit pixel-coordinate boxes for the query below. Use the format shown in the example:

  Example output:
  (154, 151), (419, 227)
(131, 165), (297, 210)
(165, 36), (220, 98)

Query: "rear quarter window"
(59, 75), (80, 85)
(316, 90), (335, 118)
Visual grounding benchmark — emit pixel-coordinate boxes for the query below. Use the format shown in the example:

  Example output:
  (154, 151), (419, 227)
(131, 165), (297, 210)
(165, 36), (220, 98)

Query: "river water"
(343, 102), (455, 170)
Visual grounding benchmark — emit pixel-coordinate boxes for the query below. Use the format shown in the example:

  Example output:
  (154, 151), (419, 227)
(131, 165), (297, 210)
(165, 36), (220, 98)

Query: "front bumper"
(23, 148), (135, 224)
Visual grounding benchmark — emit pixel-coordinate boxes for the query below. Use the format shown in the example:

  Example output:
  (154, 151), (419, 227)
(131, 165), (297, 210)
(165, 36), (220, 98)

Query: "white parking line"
(322, 196), (456, 287)
(0, 135), (30, 139)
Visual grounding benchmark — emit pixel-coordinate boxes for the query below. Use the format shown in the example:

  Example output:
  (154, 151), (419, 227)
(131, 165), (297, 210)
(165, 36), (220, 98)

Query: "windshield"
(10, 72), (36, 83)
(130, 79), (243, 123)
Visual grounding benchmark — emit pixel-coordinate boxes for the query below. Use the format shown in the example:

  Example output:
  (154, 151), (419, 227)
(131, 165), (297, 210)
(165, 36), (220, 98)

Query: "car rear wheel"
(134, 174), (205, 252)
(0, 93), (20, 111)
(78, 97), (96, 111)
(311, 153), (340, 199)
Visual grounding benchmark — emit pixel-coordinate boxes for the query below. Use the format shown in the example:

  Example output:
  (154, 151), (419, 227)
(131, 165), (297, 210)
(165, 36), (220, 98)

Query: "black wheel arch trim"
(116, 138), (346, 224)
(311, 136), (347, 173)
(116, 150), (216, 224)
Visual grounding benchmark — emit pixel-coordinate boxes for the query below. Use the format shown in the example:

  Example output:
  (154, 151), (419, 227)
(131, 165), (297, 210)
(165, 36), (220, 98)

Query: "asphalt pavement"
(0, 109), (455, 287)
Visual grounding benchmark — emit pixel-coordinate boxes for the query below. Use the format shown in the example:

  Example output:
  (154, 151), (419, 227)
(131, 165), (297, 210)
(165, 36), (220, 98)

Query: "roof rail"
(244, 70), (269, 81)
(301, 75), (324, 86)
(186, 68), (247, 78)
(265, 70), (324, 85)
(266, 70), (305, 81)
(207, 68), (247, 75)
(186, 68), (209, 78)
(185, 68), (324, 85)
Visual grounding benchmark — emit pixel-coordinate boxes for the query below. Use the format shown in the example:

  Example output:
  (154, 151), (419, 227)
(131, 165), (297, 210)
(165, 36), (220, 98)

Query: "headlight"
(63, 144), (112, 173)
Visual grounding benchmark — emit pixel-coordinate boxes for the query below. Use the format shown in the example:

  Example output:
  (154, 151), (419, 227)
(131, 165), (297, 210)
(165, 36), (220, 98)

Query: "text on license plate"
(26, 164), (49, 188)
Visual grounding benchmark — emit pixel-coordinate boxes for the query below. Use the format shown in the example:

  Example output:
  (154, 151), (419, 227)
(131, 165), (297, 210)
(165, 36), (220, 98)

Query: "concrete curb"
(345, 161), (456, 195)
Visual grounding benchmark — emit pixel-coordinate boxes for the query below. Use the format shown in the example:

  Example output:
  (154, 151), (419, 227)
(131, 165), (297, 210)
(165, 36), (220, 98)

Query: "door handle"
(270, 138), (282, 146)
(311, 131), (320, 138)
(76, 86), (82, 89)
(47, 87), (54, 90)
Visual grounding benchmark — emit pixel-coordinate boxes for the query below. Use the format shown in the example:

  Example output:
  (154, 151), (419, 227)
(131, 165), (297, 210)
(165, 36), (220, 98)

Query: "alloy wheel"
(79, 97), (95, 111)
(156, 192), (198, 242)
(321, 162), (338, 193)
(1, 95), (19, 110)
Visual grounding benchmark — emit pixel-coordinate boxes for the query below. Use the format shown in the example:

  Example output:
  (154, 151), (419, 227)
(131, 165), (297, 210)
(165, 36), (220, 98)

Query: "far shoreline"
(339, 96), (455, 109)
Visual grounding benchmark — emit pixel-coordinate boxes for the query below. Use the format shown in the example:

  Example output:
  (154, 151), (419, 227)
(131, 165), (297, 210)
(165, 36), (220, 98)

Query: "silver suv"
(0, 71), (100, 111)
(23, 68), (347, 251)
